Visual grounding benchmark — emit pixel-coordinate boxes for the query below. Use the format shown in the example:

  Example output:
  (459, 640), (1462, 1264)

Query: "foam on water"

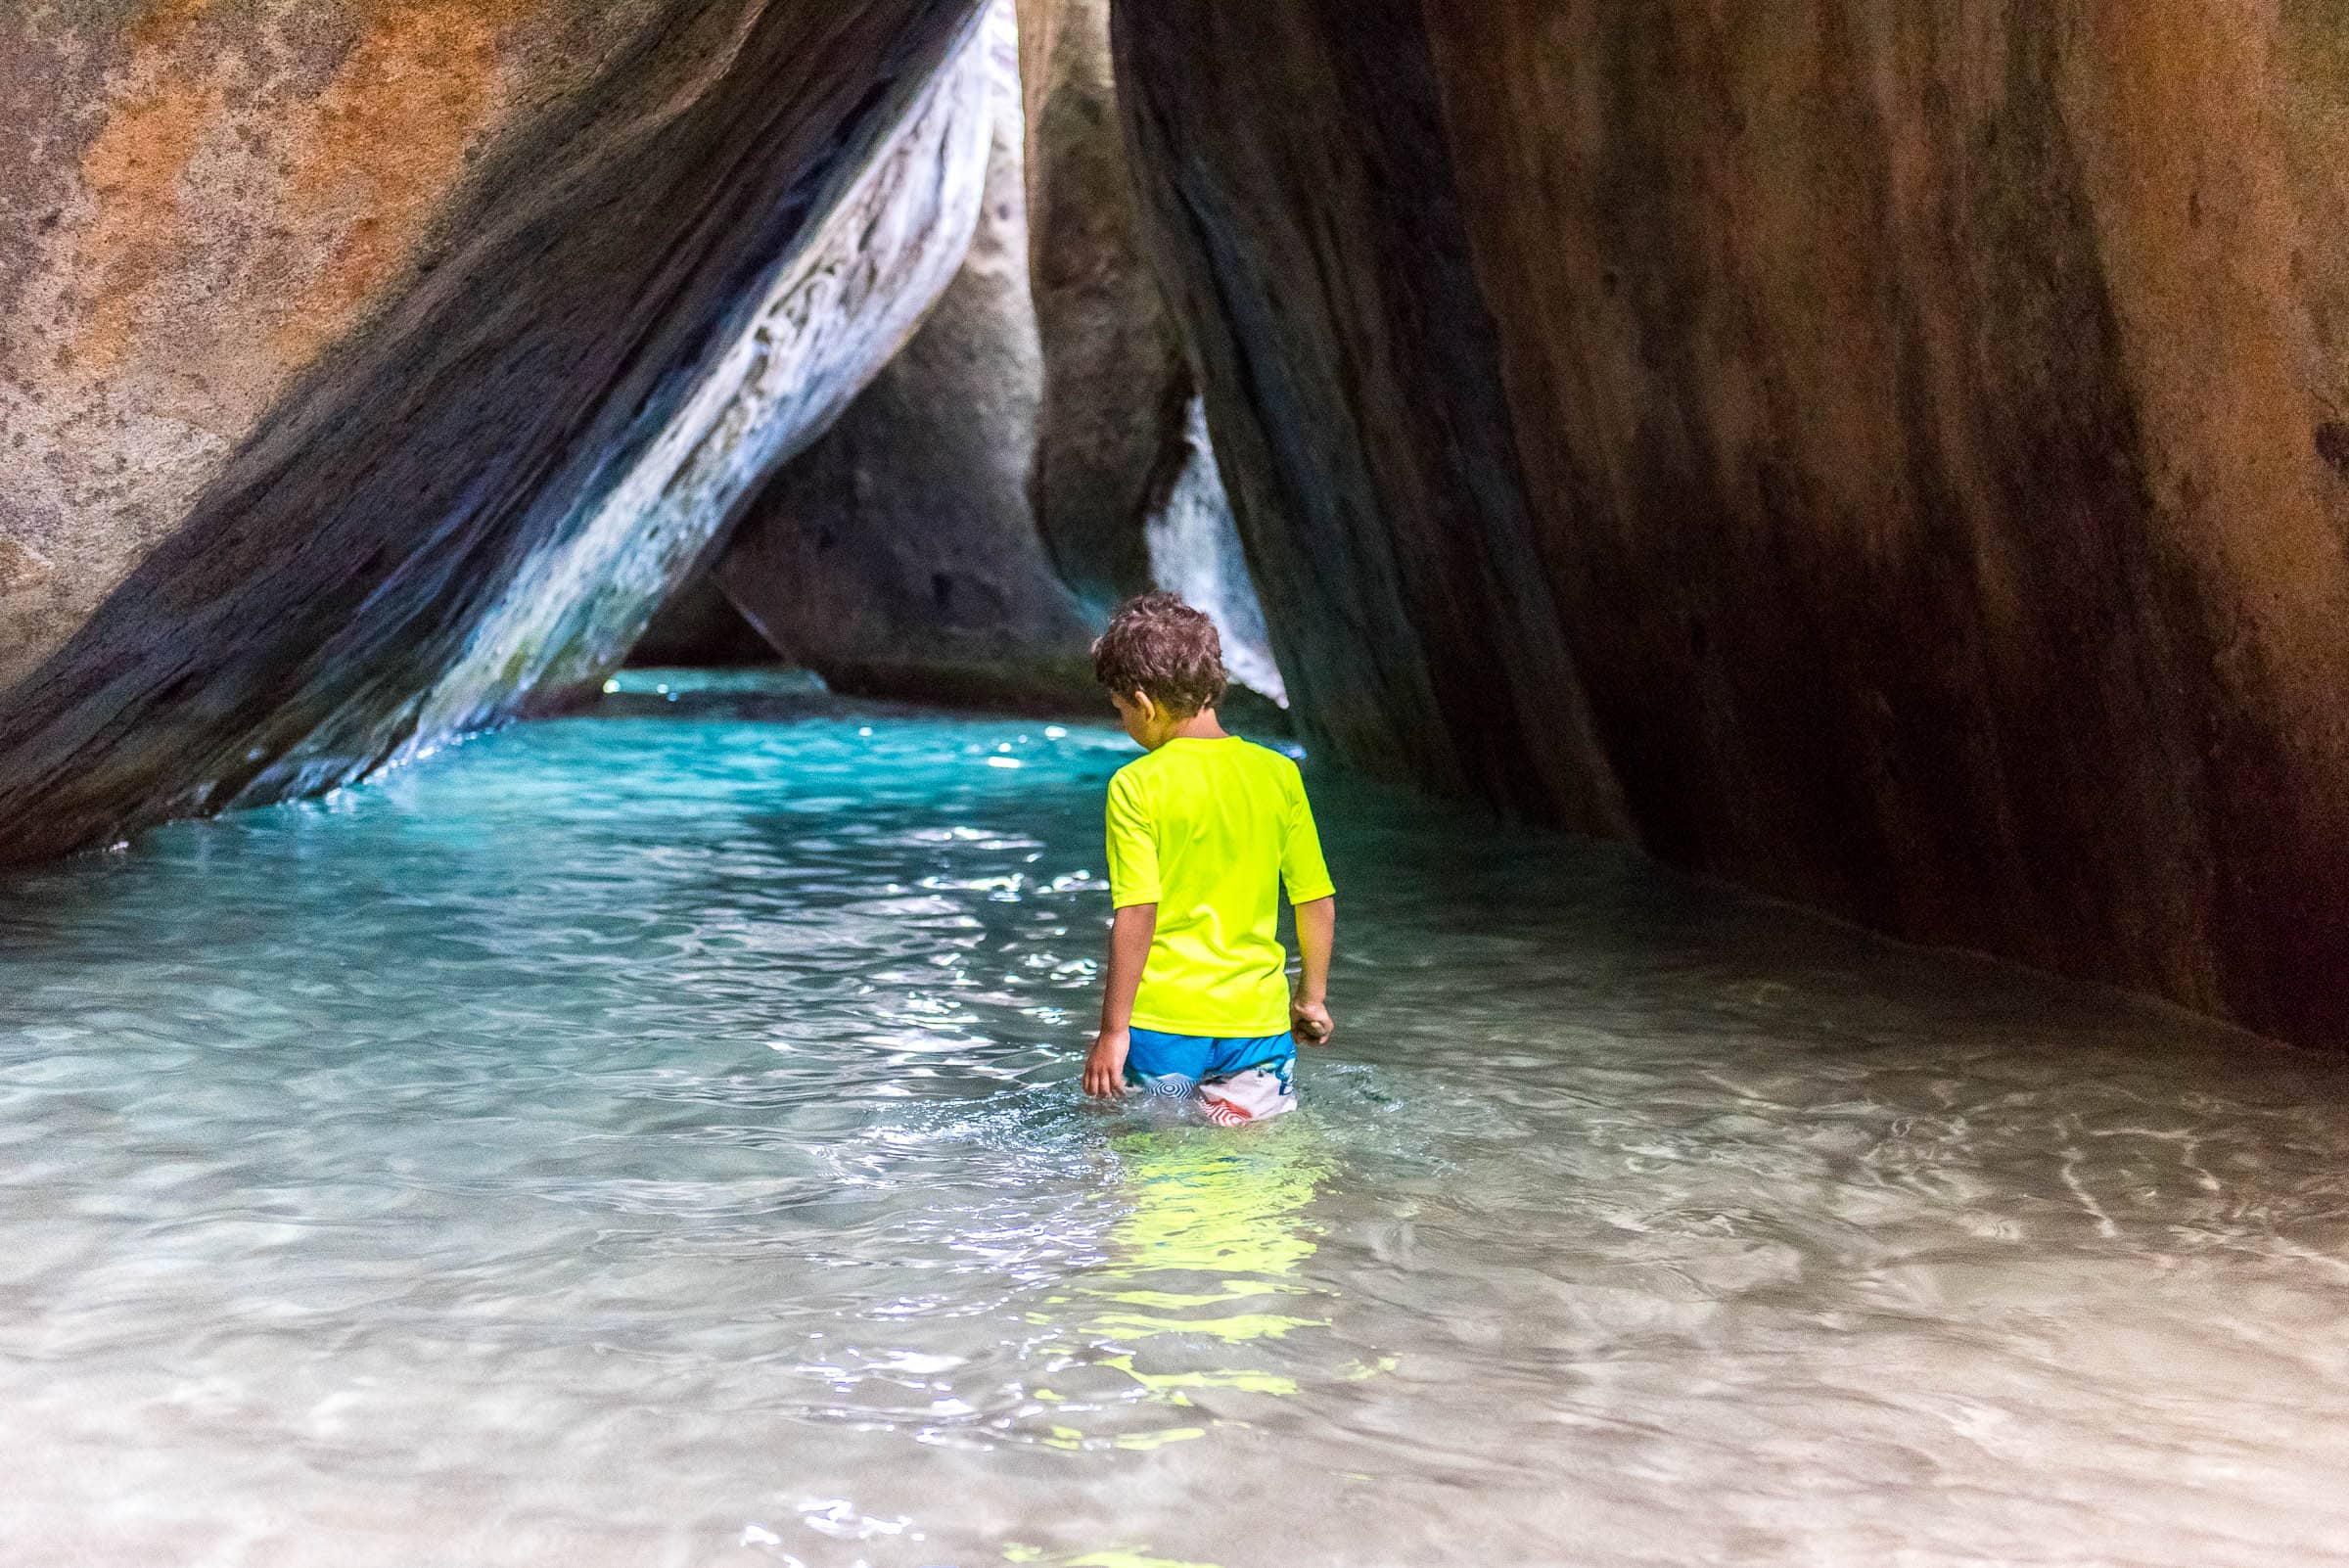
(4, 697), (2348, 1567)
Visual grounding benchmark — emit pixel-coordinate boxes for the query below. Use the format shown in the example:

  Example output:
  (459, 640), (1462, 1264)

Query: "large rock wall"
(1114, 0), (2349, 1047)
(0, 0), (990, 860)
(1113, 0), (1627, 817)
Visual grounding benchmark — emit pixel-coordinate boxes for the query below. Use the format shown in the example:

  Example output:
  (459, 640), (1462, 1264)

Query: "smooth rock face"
(1115, 0), (2349, 1047)
(0, 0), (989, 859)
(715, 4), (1101, 712)
(398, 19), (993, 750)
(1, 0), (569, 693)
(1114, 0), (1624, 816)
(1014, 0), (1188, 613)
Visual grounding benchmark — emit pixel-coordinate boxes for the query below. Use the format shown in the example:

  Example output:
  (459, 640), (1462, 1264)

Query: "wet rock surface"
(1115, 0), (2349, 1047)
(0, 0), (990, 860)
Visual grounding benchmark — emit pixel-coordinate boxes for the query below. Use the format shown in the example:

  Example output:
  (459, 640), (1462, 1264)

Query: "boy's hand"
(1291, 996), (1335, 1047)
(1083, 1027), (1131, 1098)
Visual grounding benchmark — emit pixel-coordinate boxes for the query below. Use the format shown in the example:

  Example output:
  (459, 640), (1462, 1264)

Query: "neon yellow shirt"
(1104, 736), (1336, 1036)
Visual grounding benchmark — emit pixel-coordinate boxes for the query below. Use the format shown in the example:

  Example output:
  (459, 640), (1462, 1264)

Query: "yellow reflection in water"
(1004, 1546), (1225, 1568)
(1026, 1121), (1332, 1451)
(1003, 1124), (1397, 1568)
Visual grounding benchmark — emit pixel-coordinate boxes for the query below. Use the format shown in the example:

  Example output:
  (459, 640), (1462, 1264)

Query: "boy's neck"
(1154, 707), (1228, 748)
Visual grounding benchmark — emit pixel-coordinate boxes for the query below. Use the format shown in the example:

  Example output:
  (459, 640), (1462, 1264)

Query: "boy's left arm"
(1084, 902), (1157, 1097)
(1280, 765), (1338, 1046)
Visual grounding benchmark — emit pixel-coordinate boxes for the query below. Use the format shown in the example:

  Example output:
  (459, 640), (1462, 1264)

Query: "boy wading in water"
(1082, 593), (1337, 1124)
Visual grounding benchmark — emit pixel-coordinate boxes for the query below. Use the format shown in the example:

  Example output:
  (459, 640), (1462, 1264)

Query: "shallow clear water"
(6, 690), (2349, 1568)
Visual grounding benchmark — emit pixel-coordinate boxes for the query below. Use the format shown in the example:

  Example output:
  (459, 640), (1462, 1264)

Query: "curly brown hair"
(1091, 591), (1228, 716)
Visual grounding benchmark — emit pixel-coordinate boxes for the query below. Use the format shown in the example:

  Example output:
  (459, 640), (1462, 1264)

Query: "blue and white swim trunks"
(1127, 1028), (1298, 1125)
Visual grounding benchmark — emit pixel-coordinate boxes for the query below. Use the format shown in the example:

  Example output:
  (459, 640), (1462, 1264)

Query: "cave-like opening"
(7, 0), (2349, 1560)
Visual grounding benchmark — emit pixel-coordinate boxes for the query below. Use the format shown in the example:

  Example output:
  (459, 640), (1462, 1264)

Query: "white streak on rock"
(1146, 396), (1286, 705)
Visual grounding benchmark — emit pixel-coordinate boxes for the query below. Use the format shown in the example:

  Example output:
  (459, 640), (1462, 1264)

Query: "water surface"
(5, 688), (2348, 1567)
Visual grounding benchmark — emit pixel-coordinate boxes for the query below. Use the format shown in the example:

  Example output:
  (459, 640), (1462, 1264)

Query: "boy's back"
(1080, 592), (1338, 1123)
(1106, 737), (1333, 1037)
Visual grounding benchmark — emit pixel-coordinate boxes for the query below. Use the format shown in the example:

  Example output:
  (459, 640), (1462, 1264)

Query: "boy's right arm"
(1093, 769), (1162, 1099)
(1291, 895), (1335, 1045)
(1085, 901), (1157, 1097)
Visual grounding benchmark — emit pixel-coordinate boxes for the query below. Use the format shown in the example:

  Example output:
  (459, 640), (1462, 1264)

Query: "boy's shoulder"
(1116, 737), (1301, 792)
(1106, 751), (1156, 807)
(1229, 736), (1306, 781)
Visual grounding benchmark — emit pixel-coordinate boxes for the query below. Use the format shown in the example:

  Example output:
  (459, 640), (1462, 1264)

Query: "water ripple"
(2, 704), (2347, 1566)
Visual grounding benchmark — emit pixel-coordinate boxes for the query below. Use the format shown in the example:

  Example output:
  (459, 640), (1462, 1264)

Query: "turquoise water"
(5, 690), (2349, 1566)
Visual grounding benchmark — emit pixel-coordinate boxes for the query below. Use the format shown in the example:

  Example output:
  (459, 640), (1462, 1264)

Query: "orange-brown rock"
(1115, 0), (2349, 1047)
(0, 0), (990, 858)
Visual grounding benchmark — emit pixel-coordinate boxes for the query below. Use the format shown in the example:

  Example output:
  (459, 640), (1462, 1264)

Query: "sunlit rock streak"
(712, 2), (1104, 713)
(388, 13), (1000, 764)
(1144, 397), (1285, 708)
